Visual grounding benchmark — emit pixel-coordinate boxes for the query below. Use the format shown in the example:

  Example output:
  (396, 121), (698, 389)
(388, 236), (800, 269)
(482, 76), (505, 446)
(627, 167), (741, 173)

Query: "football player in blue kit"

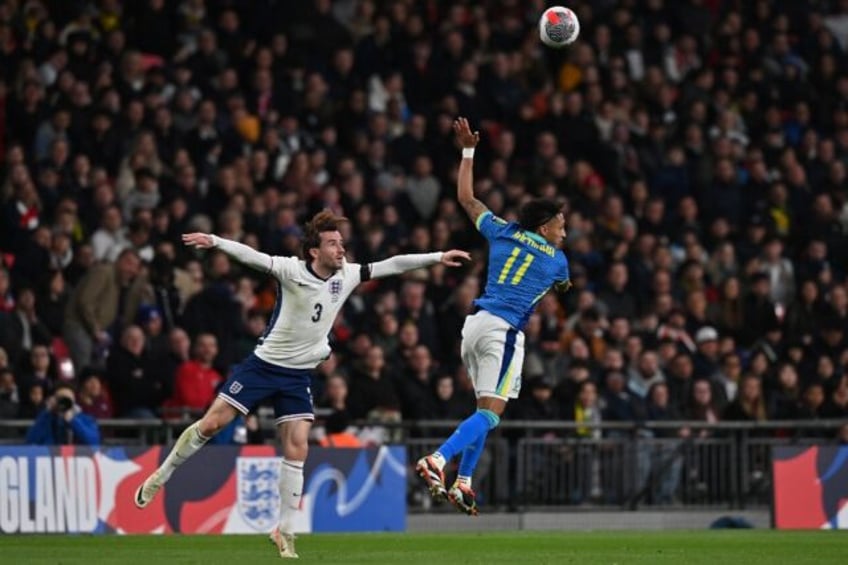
(416, 117), (572, 516)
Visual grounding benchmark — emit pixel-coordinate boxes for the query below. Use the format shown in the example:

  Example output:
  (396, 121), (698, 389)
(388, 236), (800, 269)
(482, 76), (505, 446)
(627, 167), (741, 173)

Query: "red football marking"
(546, 10), (560, 24)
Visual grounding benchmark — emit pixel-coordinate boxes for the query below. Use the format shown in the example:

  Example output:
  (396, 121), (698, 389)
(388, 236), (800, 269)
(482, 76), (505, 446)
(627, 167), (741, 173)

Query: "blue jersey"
(473, 211), (570, 329)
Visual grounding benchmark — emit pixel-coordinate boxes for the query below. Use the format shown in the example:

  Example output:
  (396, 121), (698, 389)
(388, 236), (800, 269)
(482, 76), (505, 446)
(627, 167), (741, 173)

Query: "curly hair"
(518, 199), (562, 232)
(301, 209), (348, 258)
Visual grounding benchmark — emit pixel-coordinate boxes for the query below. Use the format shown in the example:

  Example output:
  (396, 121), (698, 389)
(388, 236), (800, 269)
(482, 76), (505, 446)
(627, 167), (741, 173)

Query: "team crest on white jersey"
(329, 280), (343, 302)
(236, 457), (280, 531)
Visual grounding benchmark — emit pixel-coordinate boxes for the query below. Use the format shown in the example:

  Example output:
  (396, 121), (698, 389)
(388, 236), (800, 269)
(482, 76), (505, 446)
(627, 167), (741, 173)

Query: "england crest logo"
(236, 457), (280, 531)
(329, 279), (342, 303)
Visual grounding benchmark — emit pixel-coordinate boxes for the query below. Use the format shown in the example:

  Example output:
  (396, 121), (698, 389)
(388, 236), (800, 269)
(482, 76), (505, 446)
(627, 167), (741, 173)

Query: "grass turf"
(3, 531), (846, 564)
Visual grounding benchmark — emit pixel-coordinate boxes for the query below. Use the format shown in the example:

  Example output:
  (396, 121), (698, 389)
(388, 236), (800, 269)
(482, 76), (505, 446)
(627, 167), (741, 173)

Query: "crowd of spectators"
(1, 0), (848, 446)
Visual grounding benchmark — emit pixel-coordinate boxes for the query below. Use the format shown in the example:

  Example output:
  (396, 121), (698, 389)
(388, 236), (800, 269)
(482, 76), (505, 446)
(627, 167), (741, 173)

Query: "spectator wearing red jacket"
(169, 333), (223, 412)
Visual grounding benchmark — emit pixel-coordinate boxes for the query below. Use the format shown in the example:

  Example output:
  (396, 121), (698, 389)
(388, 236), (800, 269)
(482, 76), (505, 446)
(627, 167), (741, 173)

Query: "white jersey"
(254, 257), (362, 368)
(210, 235), (443, 371)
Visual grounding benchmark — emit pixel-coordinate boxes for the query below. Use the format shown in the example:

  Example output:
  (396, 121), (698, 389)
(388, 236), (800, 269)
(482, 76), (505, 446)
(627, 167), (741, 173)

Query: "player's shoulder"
(273, 255), (302, 268)
(267, 255), (304, 278)
(476, 210), (516, 231)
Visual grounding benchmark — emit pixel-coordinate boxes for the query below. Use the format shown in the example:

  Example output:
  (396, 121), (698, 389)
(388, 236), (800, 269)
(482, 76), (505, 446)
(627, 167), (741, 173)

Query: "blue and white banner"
(0, 445), (407, 534)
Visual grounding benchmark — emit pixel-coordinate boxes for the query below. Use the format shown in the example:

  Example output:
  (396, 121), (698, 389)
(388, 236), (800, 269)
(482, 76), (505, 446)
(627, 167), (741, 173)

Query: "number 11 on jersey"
(497, 247), (534, 285)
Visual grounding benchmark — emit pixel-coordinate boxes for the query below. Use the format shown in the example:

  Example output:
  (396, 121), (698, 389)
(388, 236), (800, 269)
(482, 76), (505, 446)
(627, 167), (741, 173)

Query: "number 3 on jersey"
(311, 303), (323, 322)
(497, 247), (534, 285)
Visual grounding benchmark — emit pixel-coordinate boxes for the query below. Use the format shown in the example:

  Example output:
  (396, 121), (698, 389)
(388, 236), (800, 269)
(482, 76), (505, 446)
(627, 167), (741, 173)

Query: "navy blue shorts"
(218, 353), (314, 424)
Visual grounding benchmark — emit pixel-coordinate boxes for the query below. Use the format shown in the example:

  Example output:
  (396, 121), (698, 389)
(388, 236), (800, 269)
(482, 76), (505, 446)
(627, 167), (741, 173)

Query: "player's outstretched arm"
(453, 117), (489, 223)
(182, 233), (272, 274)
(368, 250), (471, 279)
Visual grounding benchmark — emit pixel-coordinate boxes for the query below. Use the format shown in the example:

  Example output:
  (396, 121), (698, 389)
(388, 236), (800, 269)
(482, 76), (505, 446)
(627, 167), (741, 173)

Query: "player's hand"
(182, 233), (215, 249)
(556, 279), (573, 293)
(453, 117), (480, 148)
(441, 250), (471, 267)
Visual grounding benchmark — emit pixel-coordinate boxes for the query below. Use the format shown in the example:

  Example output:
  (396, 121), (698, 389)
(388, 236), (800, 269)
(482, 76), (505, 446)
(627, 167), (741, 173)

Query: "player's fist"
(453, 117), (479, 149)
(182, 233), (215, 249)
(556, 279), (573, 293)
(441, 249), (471, 267)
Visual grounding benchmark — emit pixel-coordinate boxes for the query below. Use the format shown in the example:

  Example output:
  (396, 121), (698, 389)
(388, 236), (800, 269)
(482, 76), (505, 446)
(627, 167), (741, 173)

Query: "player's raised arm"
(365, 250), (471, 280)
(182, 232), (272, 274)
(453, 117), (489, 224)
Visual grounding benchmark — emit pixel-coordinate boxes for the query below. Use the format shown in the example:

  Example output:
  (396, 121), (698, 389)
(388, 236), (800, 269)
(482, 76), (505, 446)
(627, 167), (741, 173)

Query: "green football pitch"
(3, 531), (846, 564)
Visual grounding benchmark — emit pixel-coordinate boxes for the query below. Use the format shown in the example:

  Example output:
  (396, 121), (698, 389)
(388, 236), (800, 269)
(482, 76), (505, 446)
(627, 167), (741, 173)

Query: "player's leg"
(270, 418), (310, 559)
(446, 395), (505, 515)
(269, 371), (314, 559)
(134, 398), (238, 508)
(417, 315), (501, 500)
(135, 356), (265, 509)
(439, 318), (524, 514)
(449, 330), (524, 515)
(431, 325), (517, 468)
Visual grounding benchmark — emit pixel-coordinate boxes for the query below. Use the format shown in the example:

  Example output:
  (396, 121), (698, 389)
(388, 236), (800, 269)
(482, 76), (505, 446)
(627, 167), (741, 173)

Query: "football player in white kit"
(134, 210), (469, 558)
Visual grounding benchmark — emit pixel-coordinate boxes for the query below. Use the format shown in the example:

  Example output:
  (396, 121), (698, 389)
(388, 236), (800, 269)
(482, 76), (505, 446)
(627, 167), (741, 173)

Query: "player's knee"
(198, 416), (223, 437)
(478, 409), (500, 430)
(199, 411), (234, 436)
(284, 441), (308, 461)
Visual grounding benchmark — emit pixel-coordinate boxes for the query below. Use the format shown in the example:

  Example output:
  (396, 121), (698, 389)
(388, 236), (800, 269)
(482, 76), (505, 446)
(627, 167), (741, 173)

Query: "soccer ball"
(538, 6), (580, 48)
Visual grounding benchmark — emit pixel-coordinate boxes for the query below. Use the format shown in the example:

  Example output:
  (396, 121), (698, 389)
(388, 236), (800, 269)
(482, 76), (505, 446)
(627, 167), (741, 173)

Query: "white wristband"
(462, 147), (475, 159)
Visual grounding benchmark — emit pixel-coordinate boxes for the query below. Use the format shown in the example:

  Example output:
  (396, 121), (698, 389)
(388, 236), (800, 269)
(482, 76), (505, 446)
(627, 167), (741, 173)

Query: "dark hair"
(518, 199), (561, 232)
(301, 209), (347, 258)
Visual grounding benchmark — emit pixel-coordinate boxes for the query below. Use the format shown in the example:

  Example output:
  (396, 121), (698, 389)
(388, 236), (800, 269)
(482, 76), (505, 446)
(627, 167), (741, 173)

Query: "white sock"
(277, 458), (304, 534)
(432, 452), (447, 470)
(457, 475), (472, 488)
(158, 422), (209, 482)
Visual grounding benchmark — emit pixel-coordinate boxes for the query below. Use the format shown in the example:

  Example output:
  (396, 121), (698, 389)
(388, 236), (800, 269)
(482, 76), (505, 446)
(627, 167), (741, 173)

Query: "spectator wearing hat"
(692, 326), (721, 380)
(137, 304), (168, 360)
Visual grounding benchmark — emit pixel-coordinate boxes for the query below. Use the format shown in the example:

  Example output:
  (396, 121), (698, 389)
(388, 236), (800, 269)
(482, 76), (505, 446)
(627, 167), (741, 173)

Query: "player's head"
(518, 199), (566, 245)
(302, 209), (347, 271)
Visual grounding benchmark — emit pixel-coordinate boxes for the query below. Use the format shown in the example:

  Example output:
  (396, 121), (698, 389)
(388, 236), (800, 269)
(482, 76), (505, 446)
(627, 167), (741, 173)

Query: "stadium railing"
(0, 417), (844, 510)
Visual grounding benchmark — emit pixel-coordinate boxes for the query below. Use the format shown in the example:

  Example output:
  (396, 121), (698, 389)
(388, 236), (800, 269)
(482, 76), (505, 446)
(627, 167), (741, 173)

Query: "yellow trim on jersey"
(475, 211), (492, 230)
(530, 288), (548, 306)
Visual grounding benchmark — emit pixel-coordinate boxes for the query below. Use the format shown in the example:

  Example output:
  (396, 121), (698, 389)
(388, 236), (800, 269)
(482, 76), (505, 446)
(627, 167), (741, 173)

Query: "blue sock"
(458, 431), (487, 479)
(436, 410), (499, 462)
